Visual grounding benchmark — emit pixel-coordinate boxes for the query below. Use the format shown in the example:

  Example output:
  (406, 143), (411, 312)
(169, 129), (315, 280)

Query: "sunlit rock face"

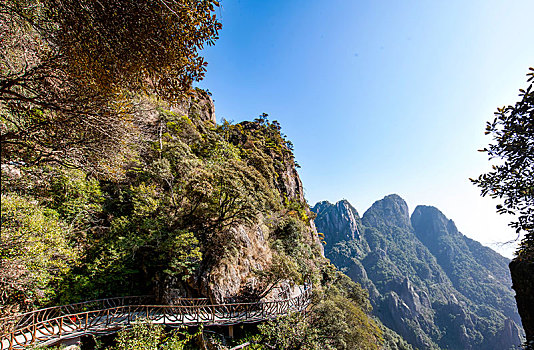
(314, 195), (524, 350)
(362, 194), (412, 231)
(313, 199), (362, 245)
(171, 89), (217, 124)
(159, 91), (323, 304)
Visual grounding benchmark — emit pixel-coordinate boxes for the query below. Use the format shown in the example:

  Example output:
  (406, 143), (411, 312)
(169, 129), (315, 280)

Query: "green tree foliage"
(249, 215), (322, 300)
(253, 251), (302, 299)
(2, 166), (104, 232)
(0, 193), (78, 309)
(0, 0), (221, 177)
(47, 108), (295, 300)
(256, 313), (324, 350)
(60, 178), (204, 300)
(255, 269), (382, 350)
(155, 110), (280, 235)
(379, 325), (415, 350)
(218, 113), (301, 199)
(471, 68), (534, 258)
(109, 320), (199, 350)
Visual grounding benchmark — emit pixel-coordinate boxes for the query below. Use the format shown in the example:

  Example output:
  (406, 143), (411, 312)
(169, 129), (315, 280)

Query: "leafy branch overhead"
(0, 0), (221, 177)
(472, 67), (534, 257)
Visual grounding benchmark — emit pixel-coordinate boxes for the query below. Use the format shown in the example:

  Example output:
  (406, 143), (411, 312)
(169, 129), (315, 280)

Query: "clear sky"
(197, 0), (534, 258)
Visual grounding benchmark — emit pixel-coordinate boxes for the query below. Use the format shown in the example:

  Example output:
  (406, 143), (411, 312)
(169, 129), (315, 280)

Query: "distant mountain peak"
(314, 196), (523, 350)
(335, 199), (360, 214)
(411, 205), (460, 240)
(362, 194), (412, 230)
(312, 199), (361, 245)
(314, 199), (333, 208)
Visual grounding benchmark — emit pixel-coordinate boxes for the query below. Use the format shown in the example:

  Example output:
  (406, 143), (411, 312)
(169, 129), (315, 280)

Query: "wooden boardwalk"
(0, 286), (311, 349)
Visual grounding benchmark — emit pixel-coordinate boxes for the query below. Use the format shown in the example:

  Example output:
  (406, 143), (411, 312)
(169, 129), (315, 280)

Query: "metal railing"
(0, 286), (311, 349)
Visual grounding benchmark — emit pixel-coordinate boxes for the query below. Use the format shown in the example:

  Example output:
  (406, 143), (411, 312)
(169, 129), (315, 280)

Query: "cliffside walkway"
(0, 286), (311, 349)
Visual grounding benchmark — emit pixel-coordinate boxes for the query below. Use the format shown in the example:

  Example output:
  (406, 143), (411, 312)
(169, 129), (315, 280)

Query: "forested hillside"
(0, 2), (397, 347)
(1, 87), (396, 348)
(314, 195), (524, 350)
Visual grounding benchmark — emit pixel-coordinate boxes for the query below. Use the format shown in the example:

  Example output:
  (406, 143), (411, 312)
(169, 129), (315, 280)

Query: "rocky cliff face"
(362, 194), (412, 231)
(198, 222), (272, 302)
(313, 199), (362, 245)
(313, 195), (524, 350)
(510, 258), (534, 346)
(172, 89), (217, 124)
(159, 91), (322, 303)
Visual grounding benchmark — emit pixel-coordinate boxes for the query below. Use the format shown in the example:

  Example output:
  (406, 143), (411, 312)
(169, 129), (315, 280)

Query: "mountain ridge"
(313, 195), (523, 350)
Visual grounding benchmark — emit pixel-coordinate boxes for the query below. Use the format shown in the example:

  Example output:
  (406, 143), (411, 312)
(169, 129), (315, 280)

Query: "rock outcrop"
(313, 199), (362, 245)
(159, 90), (322, 303)
(494, 318), (524, 350)
(172, 89), (217, 124)
(510, 258), (534, 345)
(362, 194), (412, 231)
(199, 223), (273, 302)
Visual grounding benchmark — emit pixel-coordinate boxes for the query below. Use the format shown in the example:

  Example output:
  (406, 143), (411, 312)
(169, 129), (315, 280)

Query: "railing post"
(9, 332), (14, 350)
(85, 312), (89, 330)
(128, 306), (131, 325)
(31, 313), (36, 344)
(59, 317), (63, 337)
(106, 309), (110, 326)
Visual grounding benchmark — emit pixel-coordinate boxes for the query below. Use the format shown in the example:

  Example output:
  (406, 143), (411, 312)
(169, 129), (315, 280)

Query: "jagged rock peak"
(411, 205), (459, 240)
(312, 200), (333, 212)
(313, 199), (360, 218)
(312, 199), (361, 245)
(362, 194), (411, 230)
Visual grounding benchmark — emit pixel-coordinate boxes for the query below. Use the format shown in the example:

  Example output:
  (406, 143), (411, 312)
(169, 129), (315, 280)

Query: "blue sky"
(198, 0), (534, 257)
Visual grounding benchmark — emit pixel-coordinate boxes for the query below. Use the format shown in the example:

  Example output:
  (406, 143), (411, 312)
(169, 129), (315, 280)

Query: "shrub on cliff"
(0, 194), (79, 308)
(255, 270), (382, 350)
(110, 320), (200, 350)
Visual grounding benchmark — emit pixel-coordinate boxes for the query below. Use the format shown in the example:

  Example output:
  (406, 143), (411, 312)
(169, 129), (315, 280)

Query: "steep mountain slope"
(2, 91), (393, 349)
(313, 195), (523, 350)
(411, 206), (519, 324)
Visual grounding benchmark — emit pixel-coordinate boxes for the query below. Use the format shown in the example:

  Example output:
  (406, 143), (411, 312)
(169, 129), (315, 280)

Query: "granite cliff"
(510, 258), (534, 347)
(141, 91), (324, 303)
(1, 90), (398, 349)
